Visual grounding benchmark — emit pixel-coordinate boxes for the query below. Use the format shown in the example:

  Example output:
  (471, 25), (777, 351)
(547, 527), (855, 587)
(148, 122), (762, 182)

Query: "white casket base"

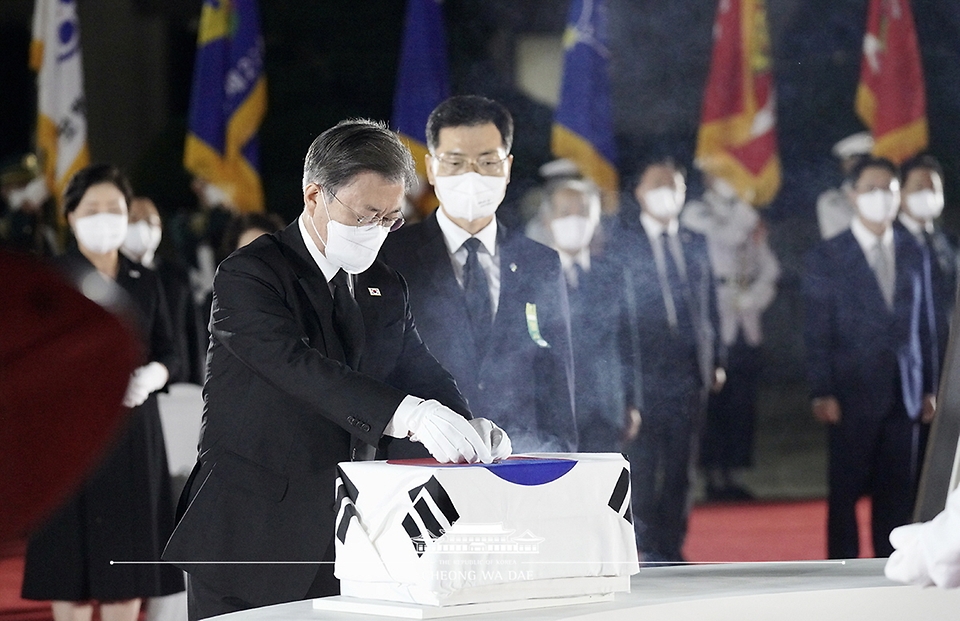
(326, 453), (639, 608)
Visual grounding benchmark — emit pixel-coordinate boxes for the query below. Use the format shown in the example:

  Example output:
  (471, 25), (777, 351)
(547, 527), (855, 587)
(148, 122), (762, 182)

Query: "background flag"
(391, 0), (450, 215)
(695, 0), (780, 207)
(184, 0), (266, 213)
(552, 0), (619, 202)
(31, 0), (89, 203)
(855, 0), (928, 164)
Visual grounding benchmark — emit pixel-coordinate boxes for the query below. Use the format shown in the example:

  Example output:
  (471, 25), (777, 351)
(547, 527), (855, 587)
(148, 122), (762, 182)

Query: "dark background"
(2, 0), (959, 388)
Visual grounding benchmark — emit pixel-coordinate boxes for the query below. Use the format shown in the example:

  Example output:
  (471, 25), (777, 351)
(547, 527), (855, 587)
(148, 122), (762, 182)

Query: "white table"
(209, 559), (960, 620)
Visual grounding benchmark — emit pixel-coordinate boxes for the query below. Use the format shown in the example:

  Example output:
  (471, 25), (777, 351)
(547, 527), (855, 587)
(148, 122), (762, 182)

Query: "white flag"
(31, 0), (89, 201)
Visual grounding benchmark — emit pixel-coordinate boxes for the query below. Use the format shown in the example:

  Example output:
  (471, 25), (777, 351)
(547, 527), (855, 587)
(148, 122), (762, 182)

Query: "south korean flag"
(402, 475), (460, 557)
(333, 466), (395, 582)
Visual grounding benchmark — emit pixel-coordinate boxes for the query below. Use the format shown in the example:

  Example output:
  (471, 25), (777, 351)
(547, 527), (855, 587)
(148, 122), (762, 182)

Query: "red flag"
(855, 0), (928, 164)
(695, 0), (780, 207)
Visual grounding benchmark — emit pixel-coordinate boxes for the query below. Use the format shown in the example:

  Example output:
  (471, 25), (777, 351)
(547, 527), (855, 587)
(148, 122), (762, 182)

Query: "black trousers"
(827, 400), (928, 559)
(700, 336), (762, 469)
(185, 540), (338, 621)
(627, 388), (703, 561)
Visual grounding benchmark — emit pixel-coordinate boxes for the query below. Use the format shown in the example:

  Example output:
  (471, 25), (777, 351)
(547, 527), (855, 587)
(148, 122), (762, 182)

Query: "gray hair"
(302, 118), (417, 196)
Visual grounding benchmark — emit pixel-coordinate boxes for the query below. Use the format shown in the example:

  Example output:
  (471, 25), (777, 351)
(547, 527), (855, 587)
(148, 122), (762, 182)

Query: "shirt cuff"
(383, 394), (425, 438)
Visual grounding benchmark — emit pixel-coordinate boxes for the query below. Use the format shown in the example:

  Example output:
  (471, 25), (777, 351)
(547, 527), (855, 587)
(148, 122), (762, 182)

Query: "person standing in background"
(122, 196), (205, 386)
(22, 164), (184, 621)
(895, 154), (957, 378)
(683, 173), (780, 500)
(380, 95), (576, 453)
(537, 178), (640, 452)
(803, 155), (937, 559)
(616, 158), (724, 564)
(816, 132), (874, 240)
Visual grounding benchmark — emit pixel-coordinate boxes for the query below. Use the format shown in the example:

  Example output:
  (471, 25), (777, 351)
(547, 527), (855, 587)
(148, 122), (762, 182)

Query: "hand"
(922, 394), (937, 424)
(812, 396), (841, 425)
(711, 367), (727, 393)
(621, 407), (642, 444)
(122, 362), (169, 408)
(391, 400), (493, 464)
(885, 523), (933, 586)
(468, 418), (512, 461)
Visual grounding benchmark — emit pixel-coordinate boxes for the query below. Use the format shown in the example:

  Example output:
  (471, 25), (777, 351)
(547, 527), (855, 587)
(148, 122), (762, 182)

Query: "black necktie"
(462, 238), (493, 349)
(662, 232), (692, 332)
(331, 269), (365, 369)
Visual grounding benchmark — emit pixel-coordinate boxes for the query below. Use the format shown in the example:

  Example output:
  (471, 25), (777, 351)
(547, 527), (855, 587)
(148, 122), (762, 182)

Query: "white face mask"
(73, 213), (128, 254)
(906, 189), (944, 221)
(711, 177), (739, 201)
(643, 187), (683, 220)
(309, 194), (389, 274)
(550, 215), (596, 253)
(202, 183), (232, 208)
(123, 221), (162, 261)
(857, 189), (899, 224)
(434, 172), (507, 222)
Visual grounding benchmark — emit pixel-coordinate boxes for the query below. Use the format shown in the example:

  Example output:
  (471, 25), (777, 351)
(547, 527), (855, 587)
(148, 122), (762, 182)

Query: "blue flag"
(391, 0), (450, 178)
(552, 0), (618, 196)
(184, 0), (266, 213)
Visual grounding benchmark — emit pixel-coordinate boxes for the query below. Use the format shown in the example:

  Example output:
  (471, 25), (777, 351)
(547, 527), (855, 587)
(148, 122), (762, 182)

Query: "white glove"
(122, 362), (169, 408)
(468, 418), (512, 462)
(885, 486), (960, 588)
(387, 399), (493, 464)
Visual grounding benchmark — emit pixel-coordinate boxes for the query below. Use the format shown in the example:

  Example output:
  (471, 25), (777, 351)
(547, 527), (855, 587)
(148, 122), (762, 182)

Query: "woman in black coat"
(22, 164), (184, 621)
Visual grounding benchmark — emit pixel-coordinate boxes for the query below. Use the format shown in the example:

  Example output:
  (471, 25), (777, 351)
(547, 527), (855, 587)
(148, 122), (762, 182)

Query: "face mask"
(202, 183), (231, 208)
(550, 215), (596, 253)
(433, 172), (507, 222)
(857, 189), (899, 224)
(123, 221), (162, 260)
(73, 213), (128, 254)
(711, 177), (739, 201)
(643, 187), (683, 220)
(309, 195), (389, 274)
(906, 190), (944, 221)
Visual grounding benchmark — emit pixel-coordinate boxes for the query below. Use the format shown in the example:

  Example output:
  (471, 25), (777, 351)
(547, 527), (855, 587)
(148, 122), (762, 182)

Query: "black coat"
(162, 222), (469, 607)
(22, 252), (184, 601)
(613, 220), (723, 411)
(380, 212), (577, 452)
(804, 228), (933, 420)
(564, 239), (631, 452)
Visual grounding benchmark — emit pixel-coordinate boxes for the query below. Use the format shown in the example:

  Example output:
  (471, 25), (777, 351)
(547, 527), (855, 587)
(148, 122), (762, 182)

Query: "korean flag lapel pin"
(367, 287), (381, 297)
(509, 262), (517, 272)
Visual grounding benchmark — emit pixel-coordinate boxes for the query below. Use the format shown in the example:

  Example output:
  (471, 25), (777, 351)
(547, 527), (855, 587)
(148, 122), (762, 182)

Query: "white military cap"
(832, 132), (874, 159)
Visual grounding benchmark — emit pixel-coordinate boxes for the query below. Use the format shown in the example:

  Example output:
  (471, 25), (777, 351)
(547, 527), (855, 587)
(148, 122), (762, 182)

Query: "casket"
(331, 452), (639, 607)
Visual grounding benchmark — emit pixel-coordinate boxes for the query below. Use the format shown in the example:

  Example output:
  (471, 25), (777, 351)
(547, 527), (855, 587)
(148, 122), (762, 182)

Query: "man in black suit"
(163, 120), (510, 620)
(895, 154), (957, 380)
(380, 96), (576, 453)
(804, 156), (936, 559)
(616, 158), (724, 564)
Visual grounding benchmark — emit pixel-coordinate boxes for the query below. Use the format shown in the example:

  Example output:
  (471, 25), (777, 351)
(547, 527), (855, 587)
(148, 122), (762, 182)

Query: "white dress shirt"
(640, 212), (686, 327)
(298, 213), (353, 295)
(558, 247), (591, 288)
(436, 206), (501, 316)
(899, 212), (933, 244)
(850, 217), (896, 275)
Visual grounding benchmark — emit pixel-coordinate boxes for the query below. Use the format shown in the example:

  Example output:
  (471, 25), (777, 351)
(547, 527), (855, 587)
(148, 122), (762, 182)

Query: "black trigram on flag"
(335, 467), (360, 544)
(608, 467), (632, 524)
(402, 475), (460, 557)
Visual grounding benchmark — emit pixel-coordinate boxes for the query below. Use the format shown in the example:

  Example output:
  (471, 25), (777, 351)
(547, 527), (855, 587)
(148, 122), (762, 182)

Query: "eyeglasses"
(328, 191), (405, 232)
(432, 153), (509, 176)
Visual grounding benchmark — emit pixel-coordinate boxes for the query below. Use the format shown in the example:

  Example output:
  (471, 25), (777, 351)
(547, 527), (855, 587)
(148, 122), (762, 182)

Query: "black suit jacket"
(162, 222), (469, 607)
(614, 220), (722, 410)
(803, 227), (933, 421)
(380, 212), (576, 452)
